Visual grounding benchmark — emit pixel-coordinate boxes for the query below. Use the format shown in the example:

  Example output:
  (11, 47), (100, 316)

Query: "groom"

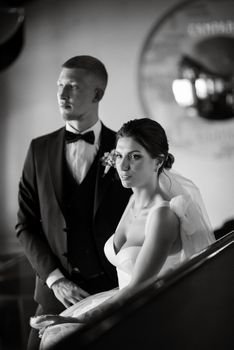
(15, 55), (131, 349)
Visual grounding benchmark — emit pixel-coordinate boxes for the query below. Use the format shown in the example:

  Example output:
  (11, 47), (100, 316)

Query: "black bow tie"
(65, 130), (95, 144)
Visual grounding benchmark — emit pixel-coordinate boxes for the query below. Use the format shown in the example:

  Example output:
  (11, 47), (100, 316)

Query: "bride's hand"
(30, 314), (83, 335)
(30, 314), (76, 329)
(34, 315), (85, 338)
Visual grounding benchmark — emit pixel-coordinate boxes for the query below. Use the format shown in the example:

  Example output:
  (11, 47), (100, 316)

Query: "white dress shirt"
(46, 120), (102, 288)
(65, 120), (101, 184)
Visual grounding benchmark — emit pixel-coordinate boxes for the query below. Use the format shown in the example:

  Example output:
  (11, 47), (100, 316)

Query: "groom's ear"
(93, 88), (104, 102)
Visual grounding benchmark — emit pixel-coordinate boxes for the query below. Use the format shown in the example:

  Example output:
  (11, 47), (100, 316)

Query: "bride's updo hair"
(116, 118), (175, 173)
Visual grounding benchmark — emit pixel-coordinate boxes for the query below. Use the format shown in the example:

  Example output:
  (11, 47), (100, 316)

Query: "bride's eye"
(129, 153), (141, 160)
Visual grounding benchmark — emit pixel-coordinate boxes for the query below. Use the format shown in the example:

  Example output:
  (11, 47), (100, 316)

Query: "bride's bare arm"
(129, 206), (180, 286)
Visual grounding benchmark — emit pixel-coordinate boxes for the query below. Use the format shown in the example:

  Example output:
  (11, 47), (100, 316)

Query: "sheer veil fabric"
(159, 169), (215, 257)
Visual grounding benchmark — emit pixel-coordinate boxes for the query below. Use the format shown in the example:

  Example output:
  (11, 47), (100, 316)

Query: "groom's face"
(57, 67), (98, 122)
(115, 137), (156, 189)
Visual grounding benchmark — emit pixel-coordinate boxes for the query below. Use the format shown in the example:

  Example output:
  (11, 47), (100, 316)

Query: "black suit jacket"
(16, 123), (131, 310)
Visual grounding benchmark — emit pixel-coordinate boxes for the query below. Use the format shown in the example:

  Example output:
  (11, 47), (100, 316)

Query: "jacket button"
(72, 267), (80, 273)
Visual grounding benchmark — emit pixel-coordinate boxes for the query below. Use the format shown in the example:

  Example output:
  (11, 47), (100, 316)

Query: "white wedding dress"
(40, 170), (215, 349)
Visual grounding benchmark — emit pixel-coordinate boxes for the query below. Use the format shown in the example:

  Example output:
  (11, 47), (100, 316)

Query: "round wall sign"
(138, 0), (234, 158)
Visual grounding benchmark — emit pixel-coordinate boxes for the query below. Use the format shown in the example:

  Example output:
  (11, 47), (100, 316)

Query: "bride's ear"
(154, 155), (164, 172)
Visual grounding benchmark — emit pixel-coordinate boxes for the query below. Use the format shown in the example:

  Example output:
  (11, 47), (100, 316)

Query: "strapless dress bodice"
(104, 234), (183, 290)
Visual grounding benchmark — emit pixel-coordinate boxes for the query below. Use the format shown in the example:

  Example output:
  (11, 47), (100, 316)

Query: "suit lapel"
(48, 127), (66, 214)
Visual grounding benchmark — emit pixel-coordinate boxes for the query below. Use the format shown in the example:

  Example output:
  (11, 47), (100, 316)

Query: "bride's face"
(115, 136), (156, 188)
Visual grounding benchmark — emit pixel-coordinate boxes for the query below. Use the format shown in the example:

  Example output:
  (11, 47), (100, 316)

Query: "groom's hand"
(51, 277), (90, 308)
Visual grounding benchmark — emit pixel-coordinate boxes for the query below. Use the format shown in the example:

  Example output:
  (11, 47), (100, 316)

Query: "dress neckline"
(112, 235), (140, 257)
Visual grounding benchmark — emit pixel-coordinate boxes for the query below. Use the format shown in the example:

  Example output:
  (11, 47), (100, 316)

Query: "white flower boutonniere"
(101, 149), (116, 176)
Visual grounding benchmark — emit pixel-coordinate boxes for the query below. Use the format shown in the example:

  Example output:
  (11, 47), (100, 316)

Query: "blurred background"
(0, 0), (233, 348)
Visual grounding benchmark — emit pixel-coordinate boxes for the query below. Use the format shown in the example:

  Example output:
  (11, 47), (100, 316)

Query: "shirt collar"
(66, 120), (101, 145)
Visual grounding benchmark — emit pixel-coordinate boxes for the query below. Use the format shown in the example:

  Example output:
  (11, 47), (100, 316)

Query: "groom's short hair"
(62, 55), (108, 90)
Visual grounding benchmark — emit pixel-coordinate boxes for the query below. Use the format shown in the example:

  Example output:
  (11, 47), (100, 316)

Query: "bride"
(31, 118), (215, 349)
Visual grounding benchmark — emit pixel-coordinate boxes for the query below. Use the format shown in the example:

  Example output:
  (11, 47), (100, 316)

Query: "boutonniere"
(101, 149), (116, 176)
